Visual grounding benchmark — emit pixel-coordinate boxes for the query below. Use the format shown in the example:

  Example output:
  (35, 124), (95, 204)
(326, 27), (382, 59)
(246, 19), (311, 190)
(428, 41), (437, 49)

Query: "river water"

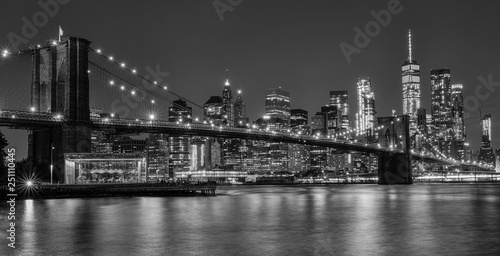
(2, 184), (500, 255)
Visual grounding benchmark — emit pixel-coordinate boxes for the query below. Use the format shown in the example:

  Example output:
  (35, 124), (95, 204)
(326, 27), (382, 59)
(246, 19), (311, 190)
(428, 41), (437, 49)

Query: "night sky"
(1, 0), (500, 160)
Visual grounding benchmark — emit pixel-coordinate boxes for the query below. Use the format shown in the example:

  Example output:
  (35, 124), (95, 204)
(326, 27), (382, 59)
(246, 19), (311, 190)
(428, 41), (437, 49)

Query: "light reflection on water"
(3, 184), (500, 256)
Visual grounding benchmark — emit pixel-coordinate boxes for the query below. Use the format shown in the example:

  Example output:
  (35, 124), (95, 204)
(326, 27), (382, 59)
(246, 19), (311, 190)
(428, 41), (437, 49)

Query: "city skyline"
(1, 0), (500, 159)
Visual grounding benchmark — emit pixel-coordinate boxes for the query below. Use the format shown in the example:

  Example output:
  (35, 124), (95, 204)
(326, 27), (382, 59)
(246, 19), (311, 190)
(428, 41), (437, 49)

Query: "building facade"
(356, 78), (376, 139)
(265, 87), (291, 125)
(329, 91), (349, 130)
(402, 30), (421, 130)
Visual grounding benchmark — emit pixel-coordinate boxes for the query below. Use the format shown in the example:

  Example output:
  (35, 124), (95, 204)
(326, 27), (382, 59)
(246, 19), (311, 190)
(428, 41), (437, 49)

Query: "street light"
(50, 143), (55, 185)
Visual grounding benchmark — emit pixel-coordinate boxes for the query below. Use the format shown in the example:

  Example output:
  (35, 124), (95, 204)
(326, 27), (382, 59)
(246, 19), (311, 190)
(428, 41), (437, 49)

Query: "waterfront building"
(478, 114), (495, 167)
(168, 99), (192, 175)
(64, 153), (147, 184)
(147, 133), (169, 180)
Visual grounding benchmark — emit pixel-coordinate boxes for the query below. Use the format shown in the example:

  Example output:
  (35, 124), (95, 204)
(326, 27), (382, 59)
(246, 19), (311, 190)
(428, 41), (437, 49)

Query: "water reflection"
(8, 184), (500, 256)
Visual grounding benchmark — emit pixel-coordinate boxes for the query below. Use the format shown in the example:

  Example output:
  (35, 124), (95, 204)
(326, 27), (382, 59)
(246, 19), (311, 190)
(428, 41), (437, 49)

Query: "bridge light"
(149, 114), (155, 120)
(120, 62), (126, 68)
(151, 100), (155, 104)
(30, 107), (35, 112)
(109, 56), (114, 61)
(109, 80), (115, 85)
(195, 117), (199, 122)
(120, 86), (125, 90)
(96, 49), (102, 54)
(110, 113), (115, 118)
(52, 41), (57, 45)
(132, 69), (137, 74)
(131, 90), (136, 95)
(163, 86), (167, 90)
(154, 81), (158, 85)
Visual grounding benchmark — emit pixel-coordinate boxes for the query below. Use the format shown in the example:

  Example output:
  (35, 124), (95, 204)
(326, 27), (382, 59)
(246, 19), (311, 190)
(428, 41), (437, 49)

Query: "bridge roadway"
(0, 109), (486, 169)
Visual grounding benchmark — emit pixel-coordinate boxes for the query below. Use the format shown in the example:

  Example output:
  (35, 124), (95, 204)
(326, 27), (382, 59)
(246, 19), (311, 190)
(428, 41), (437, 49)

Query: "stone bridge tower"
(28, 36), (92, 183)
(376, 115), (413, 184)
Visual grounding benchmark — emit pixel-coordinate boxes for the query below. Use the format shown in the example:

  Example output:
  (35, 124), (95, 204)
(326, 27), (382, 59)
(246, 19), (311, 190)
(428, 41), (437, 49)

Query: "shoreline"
(7, 183), (217, 200)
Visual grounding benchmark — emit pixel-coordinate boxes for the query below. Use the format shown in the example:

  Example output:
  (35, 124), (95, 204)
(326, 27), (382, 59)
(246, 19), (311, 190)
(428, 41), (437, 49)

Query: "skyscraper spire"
(225, 68), (230, 86)
(408, 29), (412, 62)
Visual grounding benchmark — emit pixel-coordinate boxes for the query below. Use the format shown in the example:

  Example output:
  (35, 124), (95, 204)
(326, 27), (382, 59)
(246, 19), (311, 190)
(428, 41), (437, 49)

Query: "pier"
(18, 183), (217, 199)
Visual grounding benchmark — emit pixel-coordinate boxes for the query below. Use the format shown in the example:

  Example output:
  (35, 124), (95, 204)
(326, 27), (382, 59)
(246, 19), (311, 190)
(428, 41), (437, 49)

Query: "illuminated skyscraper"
(222, 69), (234, 126)
(356, 78), (376, 135)
(169, 98), (192, 123)
(451, 84), (465, 140)
(329, 91), (349, 130)
(479, 114), (495, 166)
(481, 114), (492, 148)
(265, 87), (291, 124)
(168, 99), (192, 175)
(290, 109), (308, 128)
(233, 90), (249, 127)
(402, 29), (421, 128)
(204, 96), (224, 125)
(430, 68), (452, 138)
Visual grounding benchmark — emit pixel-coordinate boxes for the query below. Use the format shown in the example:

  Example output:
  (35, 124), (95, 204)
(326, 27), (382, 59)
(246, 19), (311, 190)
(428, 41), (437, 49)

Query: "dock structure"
(19, 183), (217, 199)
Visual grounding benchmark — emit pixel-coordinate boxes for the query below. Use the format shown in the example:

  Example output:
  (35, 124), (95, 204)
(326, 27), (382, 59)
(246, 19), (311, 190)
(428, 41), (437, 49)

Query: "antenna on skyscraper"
(408, 29), (412, 62)
(225, 68), (230, 86)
